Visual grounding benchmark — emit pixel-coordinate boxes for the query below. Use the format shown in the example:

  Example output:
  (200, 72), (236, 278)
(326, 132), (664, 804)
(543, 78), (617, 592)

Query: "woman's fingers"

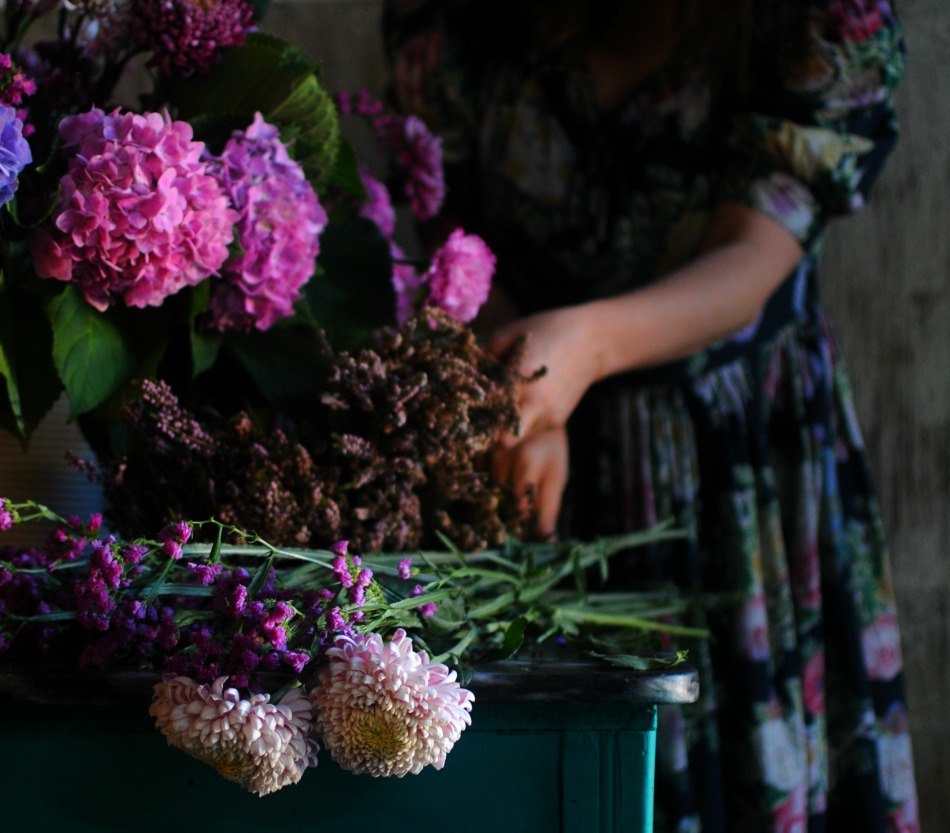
(491, 427), (569, 537)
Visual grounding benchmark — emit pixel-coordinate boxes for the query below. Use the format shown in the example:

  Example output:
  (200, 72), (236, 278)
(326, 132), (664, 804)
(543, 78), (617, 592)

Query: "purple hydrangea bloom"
(29, 107), (235, 311)
(422, 229), (495, 323)
(0, 104), (31, 208)
(205, 113), (327, 332)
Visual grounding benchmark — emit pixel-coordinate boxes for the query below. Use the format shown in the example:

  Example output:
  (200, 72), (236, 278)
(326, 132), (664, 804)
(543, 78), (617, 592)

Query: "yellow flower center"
(349, 706), (412, 769)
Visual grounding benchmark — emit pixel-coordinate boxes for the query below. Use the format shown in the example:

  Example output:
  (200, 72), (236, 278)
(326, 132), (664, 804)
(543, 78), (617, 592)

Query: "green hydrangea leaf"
(165, 32), (340, 188)
(307, 217), (397, 352)
(47, 287), (137, 420)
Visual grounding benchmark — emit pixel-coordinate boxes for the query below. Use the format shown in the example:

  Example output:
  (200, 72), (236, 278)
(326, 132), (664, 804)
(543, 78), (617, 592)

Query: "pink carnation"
(29, 108), (235, 311)
(205, 113), (327, 332)
(421, 228), (494, 323)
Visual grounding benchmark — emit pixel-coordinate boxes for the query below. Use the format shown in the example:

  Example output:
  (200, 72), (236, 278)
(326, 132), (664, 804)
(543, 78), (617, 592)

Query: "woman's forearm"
(583, 202), (805, 381)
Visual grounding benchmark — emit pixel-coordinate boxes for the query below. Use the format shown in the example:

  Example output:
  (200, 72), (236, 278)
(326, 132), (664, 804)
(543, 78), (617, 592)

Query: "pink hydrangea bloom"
(133, 0), (255, 78)
(150, 675), (319, 796)
(421, 228), (495, 323)
(205, 113), (327, 332)
(398, 114), (445, 221)
(29, 107), (235, 311)
(310, 628), (473, 777)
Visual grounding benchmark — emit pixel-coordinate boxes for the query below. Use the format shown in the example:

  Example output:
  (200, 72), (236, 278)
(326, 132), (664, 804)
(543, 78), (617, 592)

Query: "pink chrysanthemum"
(397, 114), (445, 221)
(310, 628), (473, 778)
(133, 0), (255, 78)
(150, 675), (319, 796)
(29, 107), (235, 312)
(204, 113), (326, 332)
(421, 228), (495, 323)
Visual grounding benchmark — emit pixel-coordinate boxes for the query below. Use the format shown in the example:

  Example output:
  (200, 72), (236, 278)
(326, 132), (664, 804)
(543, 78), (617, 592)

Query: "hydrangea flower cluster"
(420, 228), (495, 323)
(204, 113), (327, 332)
(311, 628), (474, 777)
(132, 0), (255, 78)
(0, 103), (31, 208)
(29, 108), (236, 311)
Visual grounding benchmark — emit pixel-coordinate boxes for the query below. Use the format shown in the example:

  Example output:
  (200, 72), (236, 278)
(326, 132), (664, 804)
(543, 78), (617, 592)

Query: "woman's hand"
(489, 304), (604, 447)
(491, 425), (569, 537)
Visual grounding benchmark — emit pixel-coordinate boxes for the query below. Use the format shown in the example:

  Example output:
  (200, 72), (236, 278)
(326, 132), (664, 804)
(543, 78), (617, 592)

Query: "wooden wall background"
(0, 0), (944, 828)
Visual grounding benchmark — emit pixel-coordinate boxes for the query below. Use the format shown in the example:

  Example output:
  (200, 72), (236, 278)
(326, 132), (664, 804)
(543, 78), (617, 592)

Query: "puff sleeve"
(717, 0), (906, 247)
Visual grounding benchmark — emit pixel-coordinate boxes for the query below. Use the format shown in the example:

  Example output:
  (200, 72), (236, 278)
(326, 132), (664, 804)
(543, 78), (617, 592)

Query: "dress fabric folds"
(385, 2), (917, 830)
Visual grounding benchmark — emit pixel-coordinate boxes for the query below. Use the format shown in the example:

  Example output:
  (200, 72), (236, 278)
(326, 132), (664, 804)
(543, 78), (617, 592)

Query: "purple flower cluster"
(204, 113), (327, 332)
(0, 103), (31, 208)
(30, 108), (236, 311)
(133, 0), (255, 78)
(337, 89), (445, 222)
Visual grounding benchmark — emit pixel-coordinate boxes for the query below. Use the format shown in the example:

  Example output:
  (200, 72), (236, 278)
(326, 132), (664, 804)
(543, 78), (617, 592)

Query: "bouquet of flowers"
(0, 0), (522, 554)
(0, 0), (701, 798)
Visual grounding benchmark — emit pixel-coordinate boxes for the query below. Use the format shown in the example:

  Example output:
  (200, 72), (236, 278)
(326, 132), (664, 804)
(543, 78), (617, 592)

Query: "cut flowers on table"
(0, 0), (704, 798)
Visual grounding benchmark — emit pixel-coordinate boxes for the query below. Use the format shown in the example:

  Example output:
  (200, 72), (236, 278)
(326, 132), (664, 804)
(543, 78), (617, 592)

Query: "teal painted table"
(0, 660), (698, 833)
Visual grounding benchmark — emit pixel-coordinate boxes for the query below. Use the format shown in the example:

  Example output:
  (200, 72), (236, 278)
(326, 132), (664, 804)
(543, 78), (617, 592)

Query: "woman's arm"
(490, 201), (804, 533)
(491, 201), (804, 446)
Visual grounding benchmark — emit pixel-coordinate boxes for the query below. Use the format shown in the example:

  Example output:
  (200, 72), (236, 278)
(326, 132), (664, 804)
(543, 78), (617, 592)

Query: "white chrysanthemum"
(310, 628), (474, 777)
(150, 676), (319, 796)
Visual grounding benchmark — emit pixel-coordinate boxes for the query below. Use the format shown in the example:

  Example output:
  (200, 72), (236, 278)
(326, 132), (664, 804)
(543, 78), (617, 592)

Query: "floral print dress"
(385, 2), (917, 831)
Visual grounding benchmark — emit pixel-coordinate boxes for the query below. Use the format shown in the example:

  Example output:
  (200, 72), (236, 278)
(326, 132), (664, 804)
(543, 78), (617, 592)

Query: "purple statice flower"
(397, 558), (413, 580)
(358, 165), (395, 237)
(0, 104), (31, 208)
(120, 543), (148, 565)
(74, 572), (115, 631)
(29, 107), (235, 311)
(132, 0), (255, 78)
(331, 554), (354, 589)
(282, 651), (310, 674)
(417, 601), (438, 618)
(347, 584), (365, 607)
(330, 540), (348, 556)
(394, 114), (445, 221)
(421, 228), (495, 323)
(157, 521), (191, 560)
(188, 562), (223, 586)
(204, 113), (327, 332)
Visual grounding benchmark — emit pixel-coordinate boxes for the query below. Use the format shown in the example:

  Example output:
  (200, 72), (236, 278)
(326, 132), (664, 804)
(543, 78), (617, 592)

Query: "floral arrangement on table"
(0, 0), (700, 798)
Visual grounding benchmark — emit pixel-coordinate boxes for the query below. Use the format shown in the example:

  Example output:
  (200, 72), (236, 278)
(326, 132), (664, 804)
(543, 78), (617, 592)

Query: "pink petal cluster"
(150, 675), (319, 796)
(133, 0), (255, 78)
(397, 114), (446, 221)
(310, 628), (473, 777)
(29, 107), (235, 311)
(421, 228), (495, 323)
(205, 113), (327, 332)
